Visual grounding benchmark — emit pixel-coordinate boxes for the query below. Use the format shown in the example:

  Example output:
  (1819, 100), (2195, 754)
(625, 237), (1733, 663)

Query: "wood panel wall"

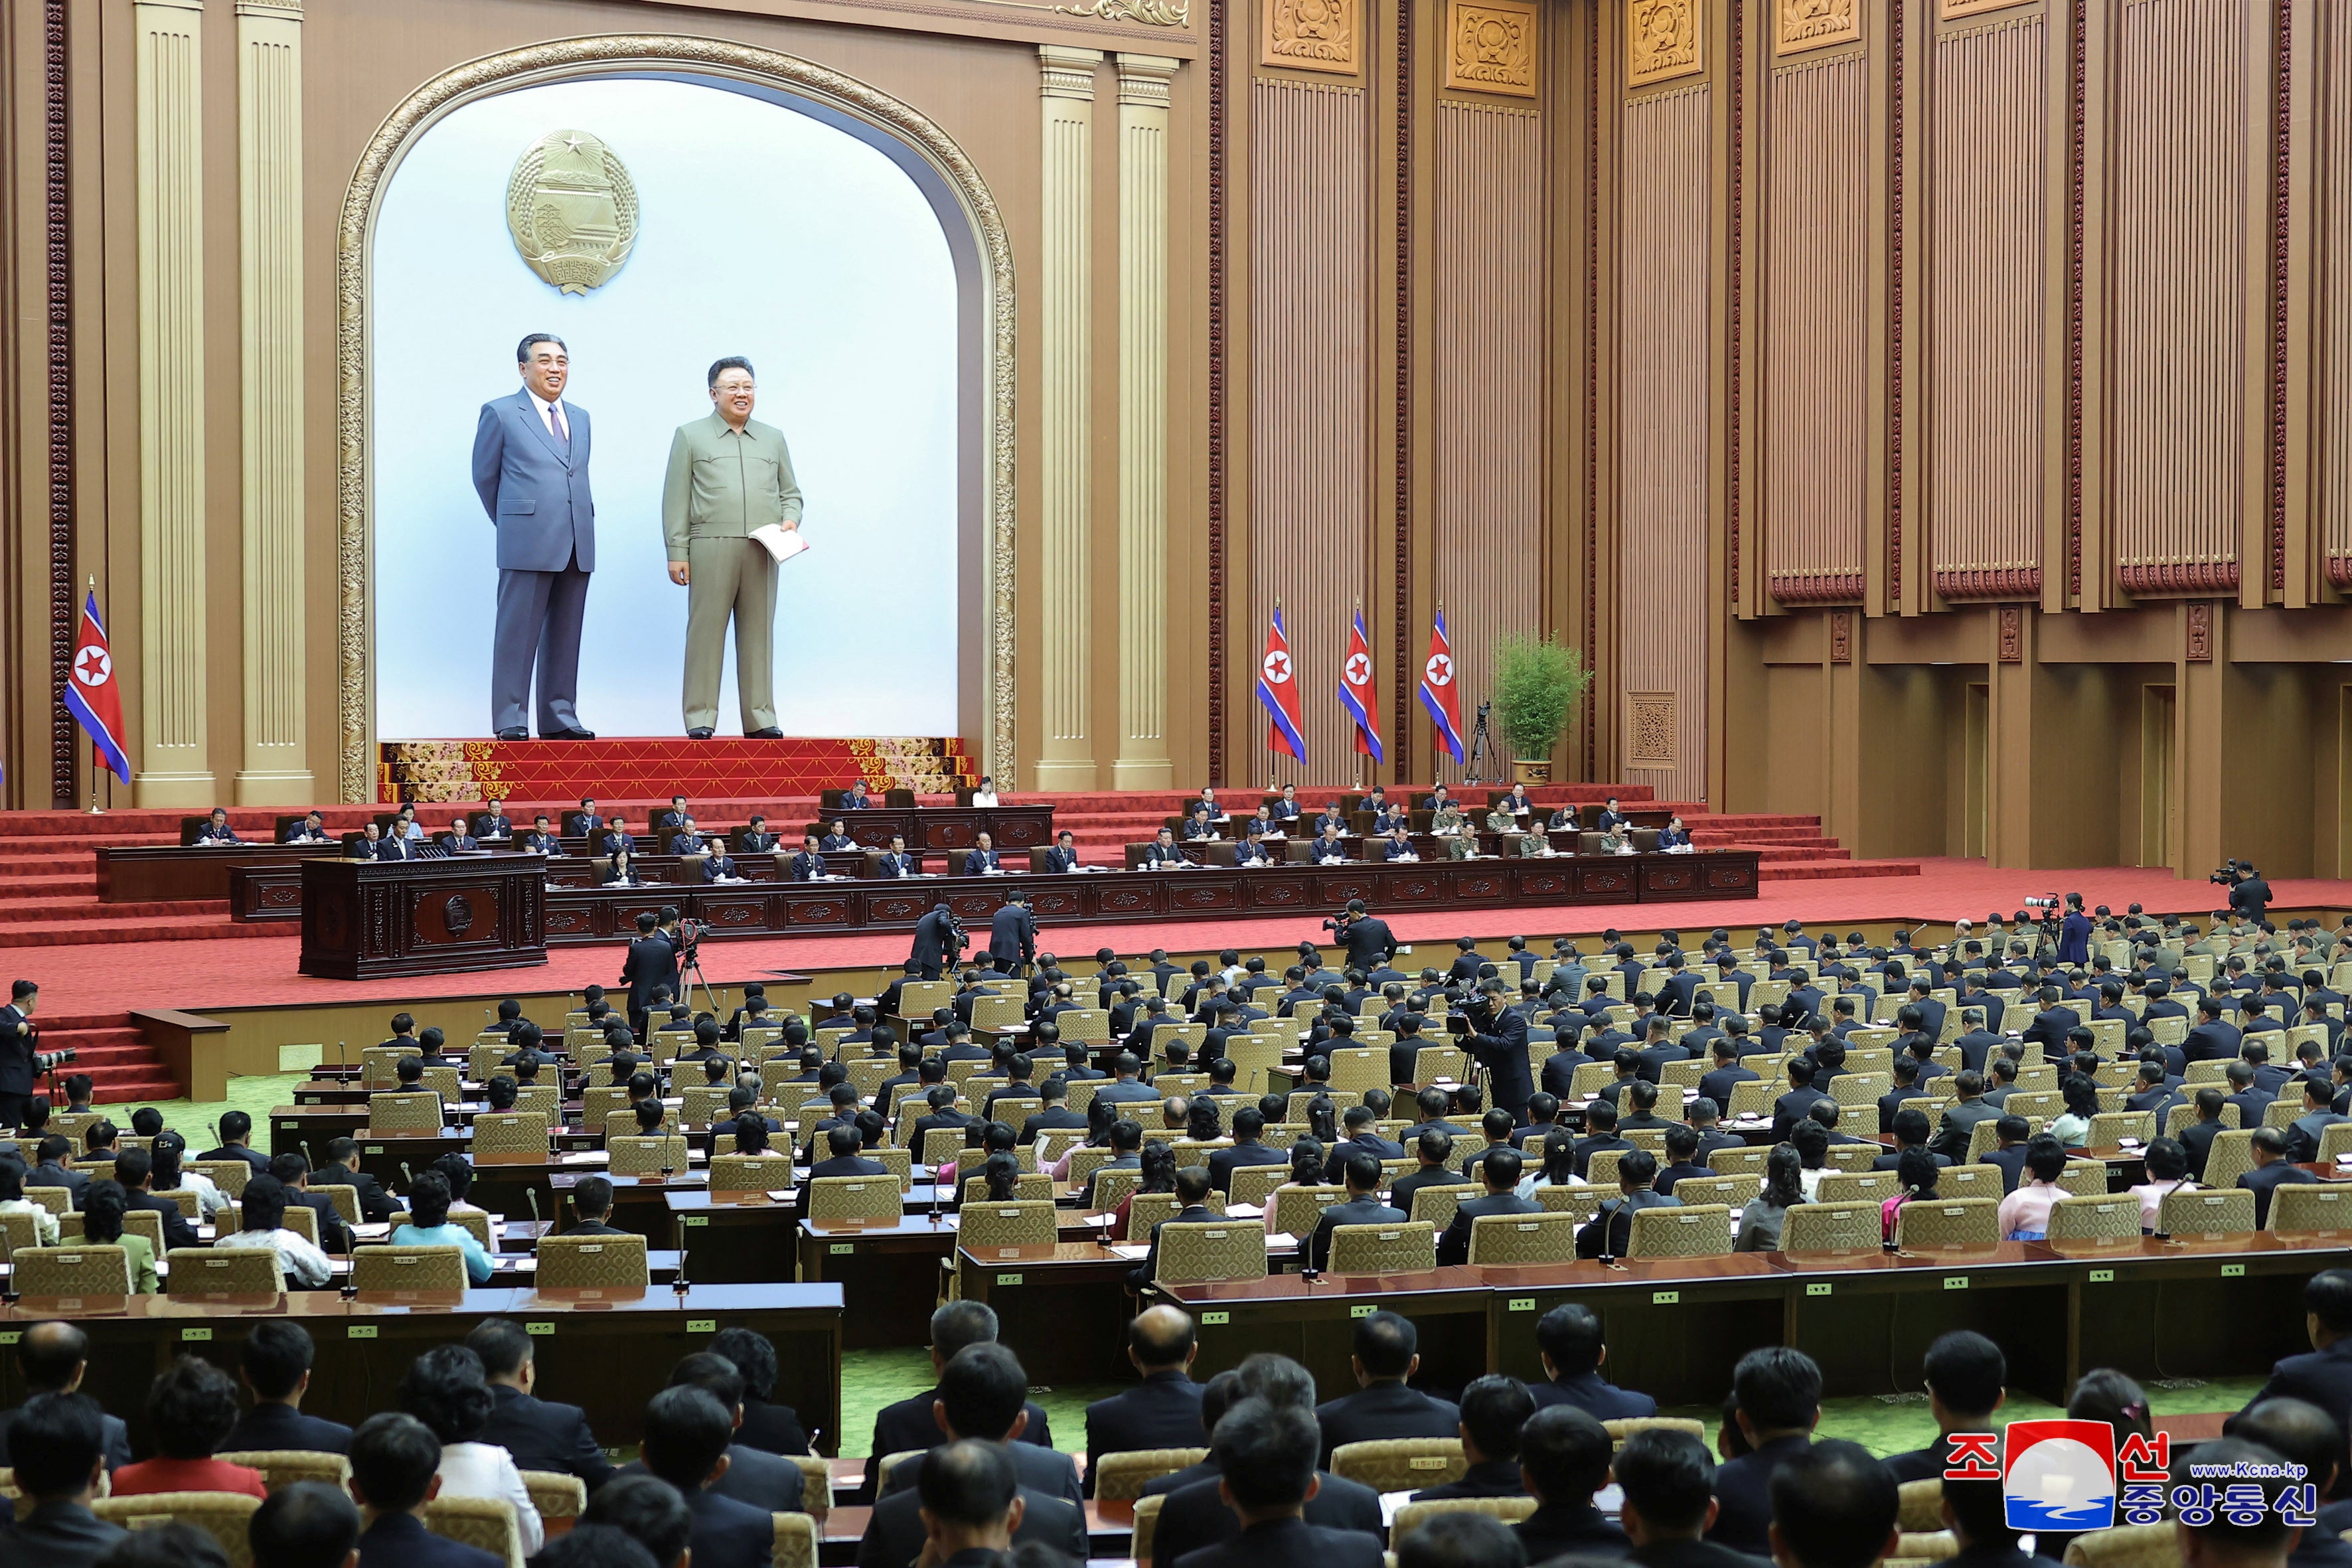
(1615, 81), (1711, 806)
(2104, 0), (2261, 597)
(1247, 78), (1369, 784)
(1926, 10), (2047, 602)
(1761, 53), (1869, 605)
(2321, 0), (2352, 589)
(1431, 98), (1543, 778)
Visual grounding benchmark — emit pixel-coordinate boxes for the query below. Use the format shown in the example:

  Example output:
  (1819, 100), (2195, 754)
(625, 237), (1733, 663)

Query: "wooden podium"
(299, 855), (547, 980)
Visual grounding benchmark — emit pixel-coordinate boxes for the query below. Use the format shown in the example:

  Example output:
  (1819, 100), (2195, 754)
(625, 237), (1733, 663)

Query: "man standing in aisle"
(663, 356), (803, 740)
(472, 333), (597, 742)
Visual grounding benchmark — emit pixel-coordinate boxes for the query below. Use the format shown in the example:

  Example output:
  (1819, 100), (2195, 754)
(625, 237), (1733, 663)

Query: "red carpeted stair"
(37, 1012), (180, 1103)
(378, 736), (975, 802)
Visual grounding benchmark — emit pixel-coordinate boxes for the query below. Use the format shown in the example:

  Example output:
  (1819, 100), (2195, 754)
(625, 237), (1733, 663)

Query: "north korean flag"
(65, 590), (130, 784)
(1337, 607), (1383, 764)
(1420, 610), (1464, 763)
(1258, 606), (1308, 763)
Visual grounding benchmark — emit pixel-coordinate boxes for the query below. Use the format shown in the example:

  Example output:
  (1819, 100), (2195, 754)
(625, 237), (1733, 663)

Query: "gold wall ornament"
(1445, 0), (1537, 96)
(337, 37), (1017, 801)
(1776, 0), (1861, 55)
(1626, 0), (1702, 88)
(1261, 0), (1358, 75)
(507, 129), (639, 293)
(1056, 0), (1191, 27)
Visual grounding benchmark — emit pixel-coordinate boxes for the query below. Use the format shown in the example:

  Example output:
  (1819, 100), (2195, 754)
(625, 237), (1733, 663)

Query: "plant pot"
(1512, 759), (1553, 785)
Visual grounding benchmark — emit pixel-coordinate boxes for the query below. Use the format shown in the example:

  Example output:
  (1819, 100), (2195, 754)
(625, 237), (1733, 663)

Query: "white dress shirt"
(437, 1441), (546, 1553)
(528, 389), (570, 445)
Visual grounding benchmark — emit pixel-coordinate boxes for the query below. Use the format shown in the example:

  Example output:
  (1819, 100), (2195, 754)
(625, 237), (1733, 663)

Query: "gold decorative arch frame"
(336, 34), (1016, 799)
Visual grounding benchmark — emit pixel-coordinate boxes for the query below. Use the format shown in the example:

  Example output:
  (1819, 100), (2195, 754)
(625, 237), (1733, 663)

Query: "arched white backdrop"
(371, 76), (960, 738)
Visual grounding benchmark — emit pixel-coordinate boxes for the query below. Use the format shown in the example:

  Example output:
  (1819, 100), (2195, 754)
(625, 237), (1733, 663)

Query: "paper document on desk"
(1105, 1243), (1151, 1261)
(751, 524), (811, 566)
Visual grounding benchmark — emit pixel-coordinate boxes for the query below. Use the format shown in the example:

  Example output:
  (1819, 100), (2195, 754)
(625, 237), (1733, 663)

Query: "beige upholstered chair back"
(710, 1154), (796, 1194)
(808, 1174), (902, 1223)
(1330, 1438), (1466, 1493)
(1093, 1449), (1210, 1501)
(1152, 1219), (1268, 1284)
(960, 1200), (1060, 1252)
(218, 1449), (351, 1491)
(2159, 1185), (2253, 1236)
(536, 1233), (651, 1289)
(1407, 1182), (1482, 1229)
(1326, 1220), (1437, 1275)
(1626, 1204), (1732, 1259)
(424, 1494), (526, 1568)
(166, 1245), (285, 1295)
(1779, 1202), (1885, 1254)
(1893, 1198), (2001, 1251)
(2045, 1194), (2144, 1244)
(608, 1135), (693, 1177)
(1465, 1210), (1578, 1265)
(2269, 1184), (2352, 1235)
(94, 1493), (262, 1568)
(351, 1243), (468, 1292)
(366, 1091), (445, 1133)
(11, 1245), (131, 1296)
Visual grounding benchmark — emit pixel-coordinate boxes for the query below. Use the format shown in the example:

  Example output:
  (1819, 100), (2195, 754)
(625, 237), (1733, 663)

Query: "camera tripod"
(1463, 700), (1496, 785)
(677, 923), (721, 1014)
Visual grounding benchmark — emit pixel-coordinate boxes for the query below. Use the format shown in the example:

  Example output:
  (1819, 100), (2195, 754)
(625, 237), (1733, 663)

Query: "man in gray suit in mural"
(471, 332), (597, 740)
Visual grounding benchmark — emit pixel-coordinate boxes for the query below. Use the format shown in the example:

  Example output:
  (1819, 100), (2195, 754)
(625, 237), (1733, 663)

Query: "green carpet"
(107, 1071), (305, 1146)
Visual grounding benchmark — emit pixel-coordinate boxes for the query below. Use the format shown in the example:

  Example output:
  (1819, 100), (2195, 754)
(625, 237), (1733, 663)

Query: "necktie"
(546, 400), (570, 448)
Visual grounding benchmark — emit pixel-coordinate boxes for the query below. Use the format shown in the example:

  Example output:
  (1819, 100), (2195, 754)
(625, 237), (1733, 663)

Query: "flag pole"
(86, 576), (102, 815)
(1350, 597), (1364, 793)
(1267, 597), (1279, 794)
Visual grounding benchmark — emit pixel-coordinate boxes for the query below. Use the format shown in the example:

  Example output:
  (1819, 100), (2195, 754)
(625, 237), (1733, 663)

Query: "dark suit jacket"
(1466, 1010), (1535, 1118)
(860, 1480), (1087, 1568)
(127, 1187), (201, 1251)
(478, 1383), (614, 1489)
(354, 1512), (503, 1568)
(1156, 1488), (1384, 1568)
(1528, 1371), (1658, 1419)
(1084, 1370), (1207, 1494)
(313, 1167), (398, 1223)
(1707, 1435), (1815, 1555)
(865, 1390), (1052, 1493)
(1314, 1379), (1460, 1465)
(2242, 1160), (2322, 1225)
(0, 1500), (129, 1568)
(224, 1399), (353, 1456)
(0, 1403), (130, 1472)
(1630, 1535), (1773, 1568)
(1516, 1502), (1632, 1561)
(2180, 1117), (2229, 1179)
(736, 1395), (811, 1456)
(686, 1483), (789, 1568)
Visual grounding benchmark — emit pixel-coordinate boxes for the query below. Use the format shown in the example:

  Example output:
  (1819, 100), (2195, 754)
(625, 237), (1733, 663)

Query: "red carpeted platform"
(26, 858), (2352, 1024)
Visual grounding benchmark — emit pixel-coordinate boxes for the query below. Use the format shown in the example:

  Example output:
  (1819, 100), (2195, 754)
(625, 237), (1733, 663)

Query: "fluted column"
(135, 0), (211, 805)
(236, 0), (309, 803)
(1034, 45), (1102, 791)
(1111, 54), (1179, 791)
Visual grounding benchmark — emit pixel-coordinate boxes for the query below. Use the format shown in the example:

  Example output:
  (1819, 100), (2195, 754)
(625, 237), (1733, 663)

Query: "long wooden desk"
(0, 1283), (843, 1458)
(1161, 1233), (2351, 1406)
(98, 842), (346, 903)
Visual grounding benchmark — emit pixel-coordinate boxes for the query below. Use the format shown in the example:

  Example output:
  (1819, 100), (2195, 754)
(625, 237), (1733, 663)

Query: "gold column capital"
(1115, 53), (1180, 108)
(1039, 44), (1105, 100)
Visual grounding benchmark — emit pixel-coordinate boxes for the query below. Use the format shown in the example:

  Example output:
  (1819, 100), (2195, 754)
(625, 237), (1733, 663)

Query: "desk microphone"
(526, 1190), (542, 1227)
(674, 1216), (690, 1298)
(400, 1162), (414, 1186)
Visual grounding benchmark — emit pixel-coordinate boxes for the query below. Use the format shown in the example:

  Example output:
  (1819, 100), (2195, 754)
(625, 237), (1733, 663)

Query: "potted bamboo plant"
(1490, 633), (1592, 785)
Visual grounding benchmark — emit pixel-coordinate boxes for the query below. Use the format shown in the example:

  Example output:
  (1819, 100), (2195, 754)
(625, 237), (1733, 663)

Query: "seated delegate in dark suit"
(1140, 831), (1188, 867)
(2240, 1126), (2321, 1227)
(1042, 835), (1082, 872)
(860, 1346), (1089, 1568)
(1305, 1154), (1407, 1272)
(466, 1320), (615, 1490)
(787, 841), (828, 881)
(191, 809), (244, 844)
(2242, 1270), (2352, 1462)
(1514, 1405), (1633, 1562)
(222, 1320), (353, 1455)
(1408, 1375), (1533, 1500)
(1704, 1348), (1821, 1555)
(700, 852), (744, 883)
(1309, 828), (1350, 864)
(866, 1302), (1054, 1496)
(1526, 1300), (1658, 1418)
(636, 1389), (780, 1568)
(876, 840), (923, 877)
(283, 813), (333, 844)
(963, 840), (1004, 874)
(1153, 1395), (1383, 1568)
(1083, 1306), (1208, 1495)
(1430, 1147), (1543, 1269)
(347, 1409), (505, 1568)
(1313, 1310), (1460, 1466)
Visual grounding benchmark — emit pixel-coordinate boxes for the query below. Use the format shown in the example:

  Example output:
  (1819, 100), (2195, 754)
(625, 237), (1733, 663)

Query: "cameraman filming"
(1326, 898), (1395, 973)
(2219, 859), (2272, 921)
(909, 902), (965, 981)
(1459, 977), (1533, 1121)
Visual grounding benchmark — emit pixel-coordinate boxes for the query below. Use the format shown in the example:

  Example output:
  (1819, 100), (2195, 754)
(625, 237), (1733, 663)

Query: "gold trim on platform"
(335, 35), (1017, 799)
